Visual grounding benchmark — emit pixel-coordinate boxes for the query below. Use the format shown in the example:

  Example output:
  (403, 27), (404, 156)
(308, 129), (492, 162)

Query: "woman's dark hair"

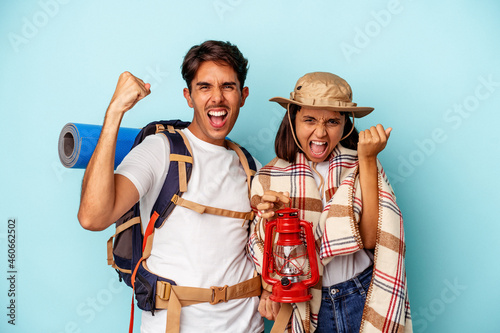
(274, 105), (359, 163)
(181, 40), (249, 92)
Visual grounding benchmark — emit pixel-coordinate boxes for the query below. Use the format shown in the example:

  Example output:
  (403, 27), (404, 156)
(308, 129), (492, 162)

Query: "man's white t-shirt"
(116, 128), (263, 333)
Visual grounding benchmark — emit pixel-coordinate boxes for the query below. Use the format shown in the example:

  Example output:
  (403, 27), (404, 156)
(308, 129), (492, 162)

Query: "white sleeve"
(115, 134), (170, 198)
(253, 157), (262, 172)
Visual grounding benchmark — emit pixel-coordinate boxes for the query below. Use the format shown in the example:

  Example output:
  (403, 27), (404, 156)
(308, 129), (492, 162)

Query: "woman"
(248, 72), (412, 333)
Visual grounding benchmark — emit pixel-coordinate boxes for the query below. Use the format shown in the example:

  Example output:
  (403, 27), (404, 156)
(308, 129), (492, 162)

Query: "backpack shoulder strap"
(166, 138), (257, 225)
(225, 140), (257, 196)
(150, 127), (193, 229)
(108, 120), (191, 287)
(147, 132), (258, 229)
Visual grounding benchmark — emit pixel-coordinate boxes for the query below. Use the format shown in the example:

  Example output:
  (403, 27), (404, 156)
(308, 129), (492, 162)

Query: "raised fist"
(108, 71), (151, 115)
(357, 124), (392, 160)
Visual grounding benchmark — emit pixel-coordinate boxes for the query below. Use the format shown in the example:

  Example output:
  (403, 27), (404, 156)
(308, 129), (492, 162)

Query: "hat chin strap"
(340, 111), (355, 141)
(287, 104), (305, 154)
(288, 107), (355, 154)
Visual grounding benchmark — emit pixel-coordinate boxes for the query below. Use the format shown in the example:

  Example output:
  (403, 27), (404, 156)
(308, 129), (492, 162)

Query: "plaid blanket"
(249, 144), (412, 333)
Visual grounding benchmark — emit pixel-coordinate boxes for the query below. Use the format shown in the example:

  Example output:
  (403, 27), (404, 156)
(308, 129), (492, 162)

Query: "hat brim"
(269, 97), (374, 118)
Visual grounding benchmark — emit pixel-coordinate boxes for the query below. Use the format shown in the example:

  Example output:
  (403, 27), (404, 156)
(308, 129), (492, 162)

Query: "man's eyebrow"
(196, 81), (212, 86)
(195, 81), (237, 86)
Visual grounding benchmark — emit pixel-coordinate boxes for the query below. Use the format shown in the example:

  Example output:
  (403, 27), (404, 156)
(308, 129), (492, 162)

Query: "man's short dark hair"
(181, 40), (249, 92)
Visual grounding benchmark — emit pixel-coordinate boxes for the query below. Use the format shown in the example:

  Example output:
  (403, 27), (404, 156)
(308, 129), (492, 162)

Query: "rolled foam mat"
(58, 123), (141, 169)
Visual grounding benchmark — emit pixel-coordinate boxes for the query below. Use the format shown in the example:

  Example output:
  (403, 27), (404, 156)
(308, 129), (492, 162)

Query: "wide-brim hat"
(270, 72), (374, 118)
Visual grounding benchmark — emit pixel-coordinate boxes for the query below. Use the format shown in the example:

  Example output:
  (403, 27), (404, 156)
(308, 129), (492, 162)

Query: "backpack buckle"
(210, 285), (228, 305)
(157, 281), (172, 301)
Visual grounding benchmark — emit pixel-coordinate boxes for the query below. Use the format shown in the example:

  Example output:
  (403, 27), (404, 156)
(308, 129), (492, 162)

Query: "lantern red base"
(269, 281), (313, 303)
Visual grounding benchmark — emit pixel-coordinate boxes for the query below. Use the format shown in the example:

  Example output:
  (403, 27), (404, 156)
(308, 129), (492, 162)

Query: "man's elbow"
(78, 209), (107, 231)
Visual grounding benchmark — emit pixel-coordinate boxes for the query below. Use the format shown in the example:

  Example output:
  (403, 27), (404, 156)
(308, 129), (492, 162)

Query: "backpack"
(105, 119), (258, 316)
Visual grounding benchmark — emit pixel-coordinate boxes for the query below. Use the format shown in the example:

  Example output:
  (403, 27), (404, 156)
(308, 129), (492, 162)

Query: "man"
(78, 40), (264, 333)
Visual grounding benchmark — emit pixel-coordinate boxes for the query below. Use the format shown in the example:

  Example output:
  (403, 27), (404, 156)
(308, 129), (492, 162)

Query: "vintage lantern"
(262, 207), (319, 303)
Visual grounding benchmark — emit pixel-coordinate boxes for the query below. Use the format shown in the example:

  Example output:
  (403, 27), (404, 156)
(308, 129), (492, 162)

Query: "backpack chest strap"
(171, 194), (255, 221)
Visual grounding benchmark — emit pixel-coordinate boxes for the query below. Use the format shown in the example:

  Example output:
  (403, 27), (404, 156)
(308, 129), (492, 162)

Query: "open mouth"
(208, 109), (228, 128)
(309, 140), (328, 157)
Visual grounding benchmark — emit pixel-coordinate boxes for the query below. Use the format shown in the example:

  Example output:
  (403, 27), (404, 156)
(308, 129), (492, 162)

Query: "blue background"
(1, 0), (499, 332)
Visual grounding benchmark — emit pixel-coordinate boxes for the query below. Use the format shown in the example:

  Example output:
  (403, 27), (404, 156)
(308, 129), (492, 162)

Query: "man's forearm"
(77, 72), (151, 231)
(78, 109), (123, 230)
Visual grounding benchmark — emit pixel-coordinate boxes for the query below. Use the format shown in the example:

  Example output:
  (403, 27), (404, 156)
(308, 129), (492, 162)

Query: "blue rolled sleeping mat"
(58, 123), (141, 169)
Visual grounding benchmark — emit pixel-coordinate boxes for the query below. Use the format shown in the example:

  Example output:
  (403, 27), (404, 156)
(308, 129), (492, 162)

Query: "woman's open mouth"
(309, 140), (328, 157)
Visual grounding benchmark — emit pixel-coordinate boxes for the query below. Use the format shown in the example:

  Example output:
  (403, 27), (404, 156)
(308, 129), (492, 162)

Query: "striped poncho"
(248, 144), (412, 333)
